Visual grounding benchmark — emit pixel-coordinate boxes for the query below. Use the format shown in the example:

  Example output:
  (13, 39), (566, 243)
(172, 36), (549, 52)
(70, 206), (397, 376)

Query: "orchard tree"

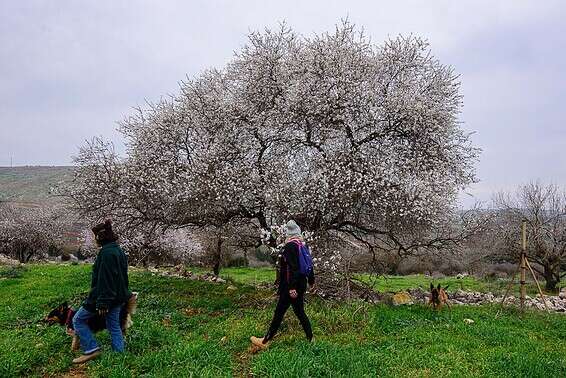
(0, 203), (69, 263)
(65, 22), (479, 278)
(493, 182), (566, 291)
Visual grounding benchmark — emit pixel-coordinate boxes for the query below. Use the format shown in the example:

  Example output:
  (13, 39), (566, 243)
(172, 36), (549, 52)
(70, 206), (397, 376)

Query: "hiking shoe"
(250, 336), (269, 349)
(72, 350), (101, 364)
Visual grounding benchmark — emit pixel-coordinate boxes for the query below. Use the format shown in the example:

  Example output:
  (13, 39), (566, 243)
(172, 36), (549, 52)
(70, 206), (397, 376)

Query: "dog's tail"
(127, 292), (138, 314)
(124, 292), (138, 330)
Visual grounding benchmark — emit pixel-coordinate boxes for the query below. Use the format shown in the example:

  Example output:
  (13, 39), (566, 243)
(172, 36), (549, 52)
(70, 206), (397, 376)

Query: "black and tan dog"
(45, 292), (138, 350)
(429, 283), (450, 310)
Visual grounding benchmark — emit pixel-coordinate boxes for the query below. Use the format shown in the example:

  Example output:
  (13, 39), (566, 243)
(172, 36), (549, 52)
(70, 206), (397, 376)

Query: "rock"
(463, 318), (475, 324)
(162, 315), (172, 327)
(174, 264), (185, 272)
(227, 285), (238, 292)
(0, 254), (20, 266)
(392, 292), (414, 306)
(183, 270), (194, 278)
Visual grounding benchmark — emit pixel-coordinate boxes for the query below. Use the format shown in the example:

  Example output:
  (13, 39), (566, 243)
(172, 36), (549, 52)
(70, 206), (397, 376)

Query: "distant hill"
(0, 166), (73, 203)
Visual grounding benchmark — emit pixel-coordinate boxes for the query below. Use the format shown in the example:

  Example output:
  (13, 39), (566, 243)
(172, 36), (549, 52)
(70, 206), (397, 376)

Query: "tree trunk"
(25, 249), (34, 263)
(243, 250), (249, 267)
(213, 237), (222, 276)
(543, 264), (559, 292)
(17, 245), (28, 263)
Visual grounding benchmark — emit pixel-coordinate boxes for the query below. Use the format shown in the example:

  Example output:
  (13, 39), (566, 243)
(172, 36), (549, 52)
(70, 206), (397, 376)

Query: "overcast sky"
(1, 1), (565, 206)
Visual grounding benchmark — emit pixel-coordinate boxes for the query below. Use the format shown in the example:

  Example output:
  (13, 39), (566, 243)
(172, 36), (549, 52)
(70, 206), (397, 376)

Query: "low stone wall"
(0, 254), (20, 266)
(406, 288), (566, 313)
(148, 265), (227, 283)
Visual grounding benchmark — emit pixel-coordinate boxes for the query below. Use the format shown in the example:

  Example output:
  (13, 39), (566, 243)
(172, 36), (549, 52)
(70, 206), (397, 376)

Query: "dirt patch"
(57, 365), (87, 378)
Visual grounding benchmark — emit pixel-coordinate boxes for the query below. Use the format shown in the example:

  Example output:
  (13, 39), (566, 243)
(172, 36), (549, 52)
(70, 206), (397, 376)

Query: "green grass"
(210, 267), (542, 296)
(192, 266), (276, 286)
(1, 264), (565, 377)
(356, 273), (544, 296)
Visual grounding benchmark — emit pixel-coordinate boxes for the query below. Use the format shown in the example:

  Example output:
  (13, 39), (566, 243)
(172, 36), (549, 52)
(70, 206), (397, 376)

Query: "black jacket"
(83, 242), (130, 312)
(279, 240), (315, 293)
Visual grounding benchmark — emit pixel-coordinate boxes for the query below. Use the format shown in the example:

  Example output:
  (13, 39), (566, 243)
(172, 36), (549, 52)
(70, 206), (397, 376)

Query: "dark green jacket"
(83, 242), (130, 312)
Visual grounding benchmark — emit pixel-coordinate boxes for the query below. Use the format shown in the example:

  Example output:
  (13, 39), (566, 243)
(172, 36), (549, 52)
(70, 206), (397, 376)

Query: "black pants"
(264, 290), (313, 342)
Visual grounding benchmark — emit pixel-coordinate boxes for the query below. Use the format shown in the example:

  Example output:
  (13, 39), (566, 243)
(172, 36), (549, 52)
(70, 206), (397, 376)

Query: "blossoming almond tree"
(65, 22), (479, 281)
(0, 203), (70, 263)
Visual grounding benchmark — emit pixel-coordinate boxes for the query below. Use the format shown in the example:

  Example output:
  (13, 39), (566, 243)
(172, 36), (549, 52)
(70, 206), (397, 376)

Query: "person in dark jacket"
(251, 220), (315, 349)
(72, 220), (130, 364)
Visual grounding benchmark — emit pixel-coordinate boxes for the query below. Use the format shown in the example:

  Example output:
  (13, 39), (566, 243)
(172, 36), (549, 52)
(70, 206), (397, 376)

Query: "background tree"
(492, 182), (566, 291)
(0, 203), (69, 263)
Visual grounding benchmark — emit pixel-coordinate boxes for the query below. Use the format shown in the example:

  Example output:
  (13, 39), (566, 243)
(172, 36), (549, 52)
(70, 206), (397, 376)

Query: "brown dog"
(45, 292), (138, 350)
(429, 283), (450, 309)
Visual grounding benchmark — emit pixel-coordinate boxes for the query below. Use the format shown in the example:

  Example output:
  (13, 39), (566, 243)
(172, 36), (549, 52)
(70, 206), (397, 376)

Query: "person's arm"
(283, 242), (301, 290)
(122, 249), (130, 295)
(96, 252), (118, 311)
(308, 267), (315, 287)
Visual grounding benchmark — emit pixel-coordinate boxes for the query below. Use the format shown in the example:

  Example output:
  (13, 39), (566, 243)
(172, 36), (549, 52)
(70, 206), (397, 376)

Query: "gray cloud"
(1, 1), (565, 206)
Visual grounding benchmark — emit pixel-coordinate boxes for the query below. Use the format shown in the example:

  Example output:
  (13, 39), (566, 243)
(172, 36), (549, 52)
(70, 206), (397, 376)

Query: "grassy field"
(206, 267), (543, 296)
(0, 166), (72, 202)
(189, 266), (277, 286)
(355, 273), (546, 296)
(1, 264), (565, 377)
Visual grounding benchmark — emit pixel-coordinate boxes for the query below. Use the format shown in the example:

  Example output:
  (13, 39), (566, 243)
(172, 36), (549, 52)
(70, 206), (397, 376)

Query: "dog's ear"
(437, 283), (441, 290)
(430, 282), (434, 291)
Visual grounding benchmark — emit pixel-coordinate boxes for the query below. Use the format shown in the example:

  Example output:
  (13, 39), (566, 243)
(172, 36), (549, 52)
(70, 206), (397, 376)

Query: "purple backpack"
(290, 240), (314, 277)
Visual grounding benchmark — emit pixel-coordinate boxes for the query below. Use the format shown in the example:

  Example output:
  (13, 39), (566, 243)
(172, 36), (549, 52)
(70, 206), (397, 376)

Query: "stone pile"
(148, 265), (226, 283)
(0, 254), (20, 266)
(406, 287), (566, 313)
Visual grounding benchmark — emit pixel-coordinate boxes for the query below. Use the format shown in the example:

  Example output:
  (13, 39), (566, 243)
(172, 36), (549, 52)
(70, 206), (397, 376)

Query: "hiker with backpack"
(251, 220), (315, 348)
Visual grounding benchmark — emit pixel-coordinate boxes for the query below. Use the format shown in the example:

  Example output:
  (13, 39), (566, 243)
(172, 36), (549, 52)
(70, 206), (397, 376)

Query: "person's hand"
(98, 308), (108, 316)
(289, 289), (298, 299)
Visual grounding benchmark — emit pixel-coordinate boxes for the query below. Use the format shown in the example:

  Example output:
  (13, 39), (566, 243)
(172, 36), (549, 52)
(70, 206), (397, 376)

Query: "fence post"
(520, 219), (527, 311)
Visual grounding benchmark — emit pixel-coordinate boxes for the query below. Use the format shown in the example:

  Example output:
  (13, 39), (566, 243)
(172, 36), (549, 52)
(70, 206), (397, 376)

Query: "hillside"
(1, 264), (566, 377)
(0, 166), (73, 203)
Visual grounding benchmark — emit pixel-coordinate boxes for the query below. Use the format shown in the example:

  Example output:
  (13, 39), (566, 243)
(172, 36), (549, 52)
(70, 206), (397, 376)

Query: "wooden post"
(520, 219), (527, 311)
(525, 258), (550, 312)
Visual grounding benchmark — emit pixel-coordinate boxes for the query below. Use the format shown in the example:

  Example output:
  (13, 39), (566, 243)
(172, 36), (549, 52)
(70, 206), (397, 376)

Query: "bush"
(226, 256), (248, 268)
(0, 266), (26, 279)
(255, 245), (274, 263)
